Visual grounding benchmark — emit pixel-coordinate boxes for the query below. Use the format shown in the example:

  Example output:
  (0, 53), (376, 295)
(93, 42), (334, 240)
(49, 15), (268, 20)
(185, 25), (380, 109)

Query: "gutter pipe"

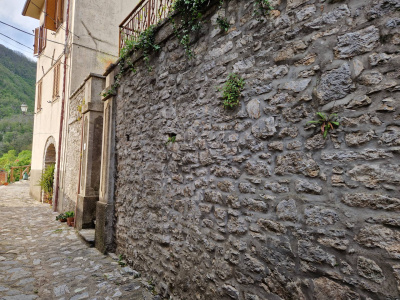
(54, 0), (71, 212)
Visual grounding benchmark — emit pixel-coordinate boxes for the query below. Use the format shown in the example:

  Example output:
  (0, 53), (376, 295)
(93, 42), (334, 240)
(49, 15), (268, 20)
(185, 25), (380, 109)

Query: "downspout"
(54, 0), (71, 212)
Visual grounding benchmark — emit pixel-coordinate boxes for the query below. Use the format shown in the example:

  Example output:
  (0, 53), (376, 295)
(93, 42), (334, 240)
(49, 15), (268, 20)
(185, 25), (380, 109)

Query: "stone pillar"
(95, 68), (118, 253)
(75, 74), (105, 230)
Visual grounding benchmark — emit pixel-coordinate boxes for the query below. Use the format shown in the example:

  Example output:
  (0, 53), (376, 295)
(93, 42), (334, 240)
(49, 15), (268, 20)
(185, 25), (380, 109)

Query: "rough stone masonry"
(109, 0), (400, 299)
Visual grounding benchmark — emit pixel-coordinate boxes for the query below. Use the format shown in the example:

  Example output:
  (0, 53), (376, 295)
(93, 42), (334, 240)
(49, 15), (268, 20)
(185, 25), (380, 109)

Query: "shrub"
(38, 164), (55, 199)
(220, 74), (245, 109)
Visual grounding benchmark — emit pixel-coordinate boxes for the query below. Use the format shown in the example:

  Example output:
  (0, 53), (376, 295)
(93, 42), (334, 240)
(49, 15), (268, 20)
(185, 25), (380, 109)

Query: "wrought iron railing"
(119, 0), (174, 53)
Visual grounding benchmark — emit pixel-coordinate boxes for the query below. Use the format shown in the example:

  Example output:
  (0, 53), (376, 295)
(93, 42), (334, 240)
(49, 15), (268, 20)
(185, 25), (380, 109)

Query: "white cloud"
(0, 0), (39, 59)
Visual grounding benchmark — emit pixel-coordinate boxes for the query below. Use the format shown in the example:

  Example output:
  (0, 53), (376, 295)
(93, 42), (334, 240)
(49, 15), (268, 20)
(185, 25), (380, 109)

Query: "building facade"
(22, 0), (139, 220)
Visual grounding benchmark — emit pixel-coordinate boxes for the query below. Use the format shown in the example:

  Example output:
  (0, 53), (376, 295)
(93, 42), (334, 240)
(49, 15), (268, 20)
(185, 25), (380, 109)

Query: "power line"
(29, 0), (79, 38)
(0, 32), (32, 50)
(0, 36), (36, 57)
(0, 32), (69, 67)
(0, 20), (66, 46)
(0, 18), (119, 60)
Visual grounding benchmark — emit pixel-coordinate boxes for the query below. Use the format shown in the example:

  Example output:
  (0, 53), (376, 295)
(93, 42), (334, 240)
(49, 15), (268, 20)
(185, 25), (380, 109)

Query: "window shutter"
(56, 0), (64, 28)
(34, 28), (39, 55)
(38, 26), (47, 54)
(45, 0), (57, 31)
(53, 63), (60, 99)
(43, 28), (47, 51)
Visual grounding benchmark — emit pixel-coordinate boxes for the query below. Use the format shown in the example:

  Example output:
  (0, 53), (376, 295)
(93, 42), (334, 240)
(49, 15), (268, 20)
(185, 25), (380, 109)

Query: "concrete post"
(75, 74), (105, 230)
(95, 68), (117, 253)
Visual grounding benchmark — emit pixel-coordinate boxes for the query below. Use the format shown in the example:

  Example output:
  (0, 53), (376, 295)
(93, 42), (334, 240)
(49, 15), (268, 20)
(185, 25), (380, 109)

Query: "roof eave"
(21, 0), (42, 19)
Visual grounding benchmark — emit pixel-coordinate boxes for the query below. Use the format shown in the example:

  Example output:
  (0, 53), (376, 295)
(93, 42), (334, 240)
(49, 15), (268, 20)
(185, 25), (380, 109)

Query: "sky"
(0, 0), (39, 60)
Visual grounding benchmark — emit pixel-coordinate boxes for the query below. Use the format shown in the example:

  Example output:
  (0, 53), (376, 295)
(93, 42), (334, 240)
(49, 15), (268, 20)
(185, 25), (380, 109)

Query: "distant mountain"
(0, 44), (36, 156)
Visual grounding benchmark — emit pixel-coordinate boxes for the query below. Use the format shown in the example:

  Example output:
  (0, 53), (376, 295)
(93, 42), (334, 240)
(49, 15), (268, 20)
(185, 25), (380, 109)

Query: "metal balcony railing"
(119, 0), (174, 53)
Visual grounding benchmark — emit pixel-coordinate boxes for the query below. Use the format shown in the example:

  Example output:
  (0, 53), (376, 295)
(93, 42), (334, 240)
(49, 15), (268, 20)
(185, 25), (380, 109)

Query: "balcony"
(119, 0), (174, 53)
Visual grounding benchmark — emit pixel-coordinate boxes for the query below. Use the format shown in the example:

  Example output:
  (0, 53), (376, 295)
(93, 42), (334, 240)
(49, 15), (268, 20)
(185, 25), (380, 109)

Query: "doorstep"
(78, 229), (95, 247)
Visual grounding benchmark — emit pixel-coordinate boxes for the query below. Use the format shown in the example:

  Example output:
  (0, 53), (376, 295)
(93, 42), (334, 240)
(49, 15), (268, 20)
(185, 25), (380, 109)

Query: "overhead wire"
(29, 0), (80, 38)
(0, 20), (66, 46)
(0, 32), (33, 50)
(0, 32), (69, 68)
(0, 36), (36, 56)
(0, 20), (119, 58)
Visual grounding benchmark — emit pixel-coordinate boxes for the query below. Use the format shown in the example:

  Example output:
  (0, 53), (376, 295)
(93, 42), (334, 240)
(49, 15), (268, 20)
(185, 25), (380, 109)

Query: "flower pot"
(60, 218), (67, 223)
(67, 217), (75, 227)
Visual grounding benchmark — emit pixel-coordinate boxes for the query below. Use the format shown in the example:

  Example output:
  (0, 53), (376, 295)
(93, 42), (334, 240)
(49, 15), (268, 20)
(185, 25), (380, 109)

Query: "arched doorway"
(41, 137), (56, 204)
(44, 144), (56, 168)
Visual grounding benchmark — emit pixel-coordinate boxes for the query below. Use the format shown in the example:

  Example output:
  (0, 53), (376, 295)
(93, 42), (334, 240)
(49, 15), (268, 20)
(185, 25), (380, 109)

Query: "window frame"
(52, 62), (61, 100)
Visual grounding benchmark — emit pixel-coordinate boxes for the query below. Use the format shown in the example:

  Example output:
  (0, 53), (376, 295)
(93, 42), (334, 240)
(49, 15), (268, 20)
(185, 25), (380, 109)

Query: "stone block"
(316, 63), (353, 103)
(334, 26), (380, 58)
(75, 195), (98, 230)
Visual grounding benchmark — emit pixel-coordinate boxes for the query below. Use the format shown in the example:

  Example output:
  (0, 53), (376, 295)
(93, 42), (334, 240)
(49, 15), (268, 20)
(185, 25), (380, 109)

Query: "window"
(33, 26), (47, 55)
(45, 0), (64, 31)
(37, 81), (43, 112)
(53, 62), (61, 99)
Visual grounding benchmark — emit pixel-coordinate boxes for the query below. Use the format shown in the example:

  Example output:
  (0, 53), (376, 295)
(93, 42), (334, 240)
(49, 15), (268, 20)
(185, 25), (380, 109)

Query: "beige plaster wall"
(29, 0), (141, 202)
(29, 1), (68, 201)
(68, 0), (140, 92)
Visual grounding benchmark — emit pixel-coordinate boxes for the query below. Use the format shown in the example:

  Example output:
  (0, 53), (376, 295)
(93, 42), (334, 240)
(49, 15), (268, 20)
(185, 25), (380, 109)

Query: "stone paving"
(0, 181), (154, 300)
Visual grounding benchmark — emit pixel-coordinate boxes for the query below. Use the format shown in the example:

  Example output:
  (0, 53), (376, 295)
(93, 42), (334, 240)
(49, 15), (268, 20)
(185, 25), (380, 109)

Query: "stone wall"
(111, 0), (400, 299)
(61, 88), (84, 212)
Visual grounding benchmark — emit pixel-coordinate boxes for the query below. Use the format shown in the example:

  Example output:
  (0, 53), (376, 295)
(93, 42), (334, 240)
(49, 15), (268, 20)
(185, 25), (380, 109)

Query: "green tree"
(0, 44), (36, 157)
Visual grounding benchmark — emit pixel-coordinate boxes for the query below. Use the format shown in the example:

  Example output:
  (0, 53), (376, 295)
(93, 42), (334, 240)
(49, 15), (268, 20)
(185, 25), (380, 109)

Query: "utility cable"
(0, 32), (33, 50)
(0, 20), (66, 46)
(29, 0), (80, 38)
(0, 32), (69, 67)
(0, 21), (117, 58)
(0, 36), (36, 57)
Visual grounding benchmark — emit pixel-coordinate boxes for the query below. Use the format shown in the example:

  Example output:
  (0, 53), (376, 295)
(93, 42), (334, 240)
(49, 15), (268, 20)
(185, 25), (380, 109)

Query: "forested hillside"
(0, 44), (36, 157)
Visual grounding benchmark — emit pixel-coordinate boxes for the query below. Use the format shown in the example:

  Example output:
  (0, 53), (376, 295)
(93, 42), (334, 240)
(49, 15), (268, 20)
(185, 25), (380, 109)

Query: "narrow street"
(0, 181), (153, 300)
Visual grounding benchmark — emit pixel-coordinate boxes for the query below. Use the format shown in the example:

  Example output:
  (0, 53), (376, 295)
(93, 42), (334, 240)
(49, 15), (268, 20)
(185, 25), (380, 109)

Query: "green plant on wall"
(166, 136), (176, 145)
(103, 26), (161, 99)
(77, 98), (85, 121)
(170, 0), (210, 58)
(216, 16), (230, 32)
(120, 25), (160, 68)
(38, 164), (55, 200)
(220, 73), (245, 109)
(254, 0), (274, 19)
(307, 112), (340, 138)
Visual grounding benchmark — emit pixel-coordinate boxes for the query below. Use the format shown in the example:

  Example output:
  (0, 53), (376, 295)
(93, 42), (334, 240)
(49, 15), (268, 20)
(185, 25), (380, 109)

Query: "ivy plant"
(170, 0), (211, 58)
(102, 25), (161, 98)
(307, 112), (340, 138)
(254, 0), (274, 20)
(220, 73), (245, 109)
(120, 25), (160, 70)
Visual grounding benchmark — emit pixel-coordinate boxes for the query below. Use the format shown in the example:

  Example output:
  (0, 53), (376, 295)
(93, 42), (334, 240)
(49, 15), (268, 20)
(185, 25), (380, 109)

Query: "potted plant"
(56, 213), (67, 222)
(65, 211), (75, 227)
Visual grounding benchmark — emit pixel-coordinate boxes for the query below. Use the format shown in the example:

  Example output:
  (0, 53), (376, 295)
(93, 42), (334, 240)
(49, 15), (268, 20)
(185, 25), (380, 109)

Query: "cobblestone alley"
(0, 181), (154, 300)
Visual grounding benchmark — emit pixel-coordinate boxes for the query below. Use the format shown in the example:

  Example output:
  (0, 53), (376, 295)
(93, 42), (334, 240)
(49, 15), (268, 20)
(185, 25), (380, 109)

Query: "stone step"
(78, 229), (95, 247)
